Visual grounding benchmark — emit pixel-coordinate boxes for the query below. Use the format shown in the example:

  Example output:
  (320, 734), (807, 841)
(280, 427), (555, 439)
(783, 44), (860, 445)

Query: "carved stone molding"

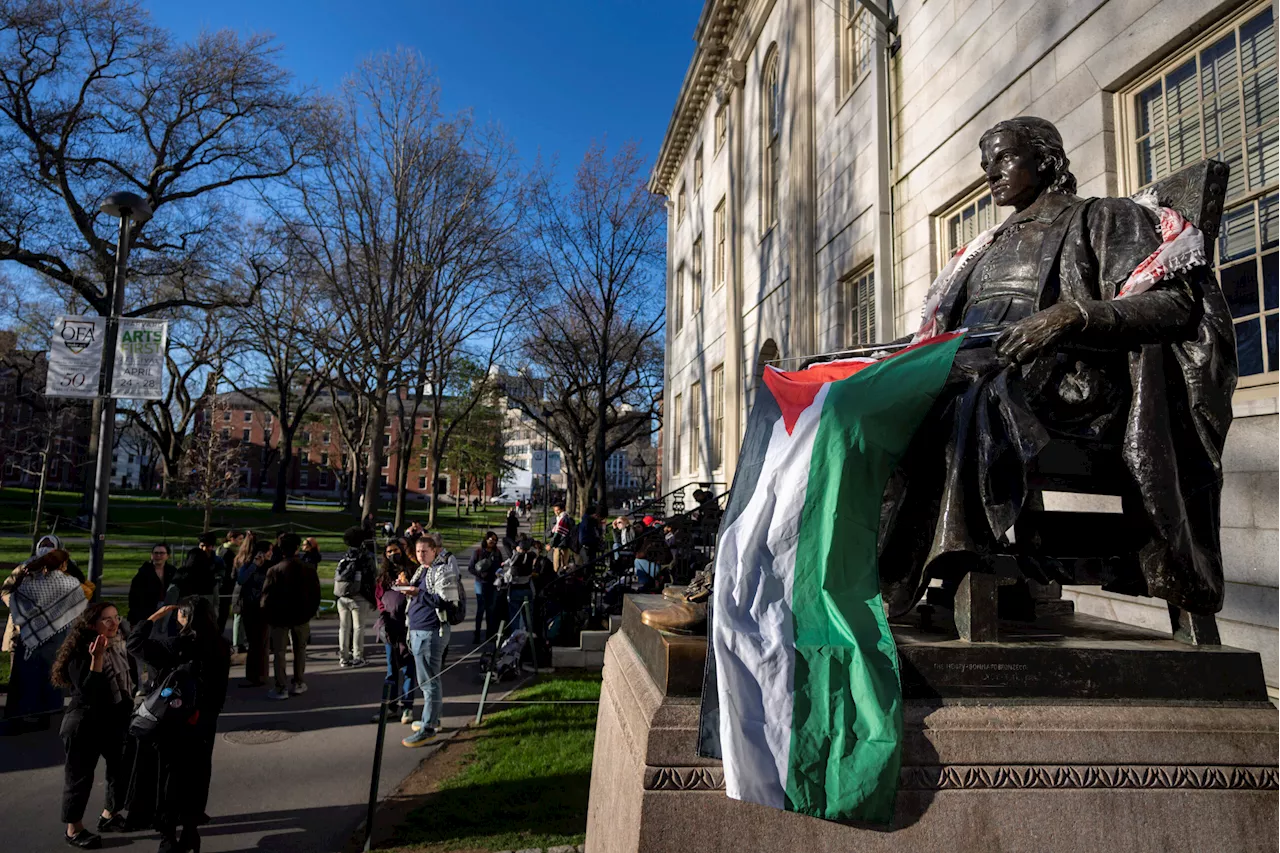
(642, 764), (1279, 793)
(900, 764), (1279, 791)
(644, 766), (727, 791)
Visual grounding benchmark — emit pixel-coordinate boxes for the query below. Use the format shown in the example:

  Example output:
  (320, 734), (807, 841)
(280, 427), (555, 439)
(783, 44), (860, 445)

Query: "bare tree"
(0, 0), (319, 318)
(226, 238), (330, 512)
(507, 142), (665, 514)
(275, 49), (524, 526)
(181, 396), (240, 530)
(122, 311), (229, 497)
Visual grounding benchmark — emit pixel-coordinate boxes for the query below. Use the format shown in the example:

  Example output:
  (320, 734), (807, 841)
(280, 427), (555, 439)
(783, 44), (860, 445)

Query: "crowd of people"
(0, 493), (722, 851)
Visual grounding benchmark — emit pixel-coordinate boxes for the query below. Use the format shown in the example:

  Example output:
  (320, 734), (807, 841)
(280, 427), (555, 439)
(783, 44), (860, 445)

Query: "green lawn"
(0, 486), (520, 589)
(390, 674), (602, 853)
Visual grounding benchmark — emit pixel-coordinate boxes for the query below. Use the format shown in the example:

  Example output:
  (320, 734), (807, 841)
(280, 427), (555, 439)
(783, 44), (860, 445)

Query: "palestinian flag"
(704, 332), (964, 824)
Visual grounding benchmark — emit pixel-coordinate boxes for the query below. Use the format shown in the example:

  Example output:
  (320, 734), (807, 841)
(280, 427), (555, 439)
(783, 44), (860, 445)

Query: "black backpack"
(130, 663), (199, 740)
(335, 553), (363, 586)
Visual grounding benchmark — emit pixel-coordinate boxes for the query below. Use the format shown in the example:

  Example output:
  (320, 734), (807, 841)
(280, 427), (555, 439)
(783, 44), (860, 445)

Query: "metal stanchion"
(364, 678), (393, 853)
(474, 618), (507, 725)
(522, 597), (540, 671)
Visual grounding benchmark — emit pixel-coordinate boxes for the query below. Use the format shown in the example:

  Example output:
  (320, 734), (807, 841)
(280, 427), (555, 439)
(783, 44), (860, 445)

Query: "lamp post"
(540, 406), (551, 539)
(88, 191), (152, 598)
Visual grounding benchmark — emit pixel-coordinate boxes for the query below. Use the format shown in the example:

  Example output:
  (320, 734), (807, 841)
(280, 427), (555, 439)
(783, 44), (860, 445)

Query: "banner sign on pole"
(111, 319), (168, 400)
(45, 315), (106, 398)
(530, 449), (562, 476)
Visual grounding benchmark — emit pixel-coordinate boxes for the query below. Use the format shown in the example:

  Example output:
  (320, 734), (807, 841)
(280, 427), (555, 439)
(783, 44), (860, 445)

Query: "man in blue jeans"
(402, 534), (460, 747)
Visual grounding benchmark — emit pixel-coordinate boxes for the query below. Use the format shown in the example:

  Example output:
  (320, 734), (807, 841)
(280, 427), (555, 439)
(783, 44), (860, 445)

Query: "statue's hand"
(994, 302), (1084, 364)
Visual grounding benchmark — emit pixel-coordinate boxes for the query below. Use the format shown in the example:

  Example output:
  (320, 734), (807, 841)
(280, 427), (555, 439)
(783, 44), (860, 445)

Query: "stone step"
(551, 645), (605, 670)
(579, 629), (612, 652)
(609, 613), (623, 633)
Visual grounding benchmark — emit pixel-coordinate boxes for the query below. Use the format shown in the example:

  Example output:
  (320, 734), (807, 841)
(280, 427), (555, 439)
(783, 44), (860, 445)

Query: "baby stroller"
(479, 628), (529, 681)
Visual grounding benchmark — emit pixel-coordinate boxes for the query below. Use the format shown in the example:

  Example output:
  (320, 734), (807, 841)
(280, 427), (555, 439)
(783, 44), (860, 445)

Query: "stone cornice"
(648, 0), (745, 196)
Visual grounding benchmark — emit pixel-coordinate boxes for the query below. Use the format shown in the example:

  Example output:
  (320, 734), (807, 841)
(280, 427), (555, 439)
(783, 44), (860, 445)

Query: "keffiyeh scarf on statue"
(11, 564), (86, 655)
(911, 193), (1207, 342)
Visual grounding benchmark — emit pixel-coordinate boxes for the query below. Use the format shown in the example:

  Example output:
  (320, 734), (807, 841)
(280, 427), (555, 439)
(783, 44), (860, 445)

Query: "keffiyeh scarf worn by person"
(11, 554), (87, 655)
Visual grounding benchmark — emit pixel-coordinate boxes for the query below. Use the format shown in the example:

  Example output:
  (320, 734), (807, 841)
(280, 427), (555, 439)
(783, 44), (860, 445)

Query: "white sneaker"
(290, 682), (308, 695)
(266, 687), (289, 700)
(400, 709), (415, 725)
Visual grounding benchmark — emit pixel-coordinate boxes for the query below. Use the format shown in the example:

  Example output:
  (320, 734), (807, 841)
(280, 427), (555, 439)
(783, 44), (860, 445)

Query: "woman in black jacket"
(128, 597), (230, 853)
(50, 601), (135, 848)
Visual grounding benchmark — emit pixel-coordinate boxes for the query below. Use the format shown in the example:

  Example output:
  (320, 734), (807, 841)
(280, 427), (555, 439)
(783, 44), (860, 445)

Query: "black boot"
(178, 825), (201, 853)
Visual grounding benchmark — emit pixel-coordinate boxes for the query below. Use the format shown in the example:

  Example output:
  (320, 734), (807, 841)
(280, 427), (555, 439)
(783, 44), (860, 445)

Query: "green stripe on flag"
(785, 335), (964, 823)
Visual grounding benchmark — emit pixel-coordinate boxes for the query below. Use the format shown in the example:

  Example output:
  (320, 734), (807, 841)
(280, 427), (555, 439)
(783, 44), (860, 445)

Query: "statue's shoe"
(641, 601), (708, 636)
(662, 585), (687, 602)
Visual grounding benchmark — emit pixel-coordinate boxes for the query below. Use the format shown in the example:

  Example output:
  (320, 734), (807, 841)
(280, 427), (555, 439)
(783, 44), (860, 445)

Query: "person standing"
(503, 539), (536, 632)
(299, 537), (323, 569)
(403, 521), (425, 550)
(373, 539), (416, 724)
(174, 533), (220, 615)
(401, 535), (460, 747)
(228, 533), (258, 654)
(260, 533), (321, 700)
(214, 530), (244, 633)
(549, 504), (575, 573)
(126, 543), (173, 688)
(236, 541), (274, 688)
(334, 527), (375, 668)
(505, 507), (519, 543)
(467, 532), (502, 643)
(577, 507), (603, 570)
(2, 546), (88, 735)
(50, 602), (134, 849)
(127, 598), (230, 853)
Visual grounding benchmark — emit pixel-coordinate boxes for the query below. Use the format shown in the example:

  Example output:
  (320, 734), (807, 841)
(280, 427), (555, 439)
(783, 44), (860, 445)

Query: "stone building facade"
(652, 0), (1277, 693)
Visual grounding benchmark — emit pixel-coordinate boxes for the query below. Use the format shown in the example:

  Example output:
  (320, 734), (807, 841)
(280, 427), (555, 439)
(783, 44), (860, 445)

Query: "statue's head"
(978, 116), (1077, 211)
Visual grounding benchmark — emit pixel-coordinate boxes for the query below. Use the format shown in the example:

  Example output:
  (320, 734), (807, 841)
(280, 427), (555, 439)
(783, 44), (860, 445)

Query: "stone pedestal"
(585, 597), (1279, 853)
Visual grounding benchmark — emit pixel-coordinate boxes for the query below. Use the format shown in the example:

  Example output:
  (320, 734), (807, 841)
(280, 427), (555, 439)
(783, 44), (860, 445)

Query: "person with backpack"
(503, 537), (537, 632)
(334, 527), (375, 668)
(400, 534), (461, 747)
(467, 532), (503, 644)
(50, 602), (134, 849)
(260, 533), (321, 700)
(127, 596), (230, 853)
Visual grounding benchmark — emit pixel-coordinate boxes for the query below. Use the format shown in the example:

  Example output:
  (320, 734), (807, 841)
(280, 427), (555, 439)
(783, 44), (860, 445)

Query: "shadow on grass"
(391, 771), (591, 852)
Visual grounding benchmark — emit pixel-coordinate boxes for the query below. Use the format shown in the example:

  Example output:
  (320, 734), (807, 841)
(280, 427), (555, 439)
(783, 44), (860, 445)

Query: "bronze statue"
(878, 116), (1237, 633)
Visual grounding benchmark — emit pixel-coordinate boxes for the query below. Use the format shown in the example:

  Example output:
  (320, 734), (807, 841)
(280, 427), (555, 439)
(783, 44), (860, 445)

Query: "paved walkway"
(0, 618), (512, 853)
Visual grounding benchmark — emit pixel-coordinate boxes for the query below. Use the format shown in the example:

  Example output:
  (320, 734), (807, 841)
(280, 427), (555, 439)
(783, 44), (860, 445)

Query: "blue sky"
(146, 0), (701, 176)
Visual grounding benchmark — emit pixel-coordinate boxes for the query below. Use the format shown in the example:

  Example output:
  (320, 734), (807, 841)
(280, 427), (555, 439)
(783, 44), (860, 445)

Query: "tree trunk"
(426, 451), (442, 527)
(344, 449), (361, 515)
(393, 448), (412, 532)
(274, 431), (294, 513)
(361, 377), (389, 526)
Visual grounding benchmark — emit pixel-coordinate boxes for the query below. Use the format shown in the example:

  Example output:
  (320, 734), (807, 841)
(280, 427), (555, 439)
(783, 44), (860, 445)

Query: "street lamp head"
(100, 191), (153, 223)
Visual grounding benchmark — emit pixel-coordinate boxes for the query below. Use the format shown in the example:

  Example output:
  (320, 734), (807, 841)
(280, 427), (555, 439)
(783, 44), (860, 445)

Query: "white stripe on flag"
(713, 383), (831, 808)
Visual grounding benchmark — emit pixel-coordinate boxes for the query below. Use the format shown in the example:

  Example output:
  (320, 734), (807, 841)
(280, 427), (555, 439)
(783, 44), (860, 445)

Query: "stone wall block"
(1220, 527), (1280, 587)
(1222, 414), (1278, 473)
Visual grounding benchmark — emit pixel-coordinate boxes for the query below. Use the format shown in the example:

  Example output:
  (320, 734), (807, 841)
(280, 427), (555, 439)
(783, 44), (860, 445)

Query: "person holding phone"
(50, 602), (134, 848)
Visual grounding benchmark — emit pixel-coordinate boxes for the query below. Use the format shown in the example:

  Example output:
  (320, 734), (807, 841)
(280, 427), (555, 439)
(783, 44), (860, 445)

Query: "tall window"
(713, 199), (727, 290)
(840, 1), (874, 98)
(938, 188), (999, 269)
(689, 383), (702, 475)
(762, 47), (781, 231)
(715, 103), (727, 153)
(677, 183), (687, 224)
(692, 236), (704, 315)
(694, 147), (704, 192)
(846, 268), (876, 346)
(673, 263), (686, 333)
(673, 393), (684, 474)
(710, 365), (725, 470)
(1125, 4), (1277, 380)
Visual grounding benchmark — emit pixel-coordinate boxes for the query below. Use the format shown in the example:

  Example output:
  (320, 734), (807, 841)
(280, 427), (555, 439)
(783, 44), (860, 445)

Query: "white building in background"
(652, 0), (1277, 694)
